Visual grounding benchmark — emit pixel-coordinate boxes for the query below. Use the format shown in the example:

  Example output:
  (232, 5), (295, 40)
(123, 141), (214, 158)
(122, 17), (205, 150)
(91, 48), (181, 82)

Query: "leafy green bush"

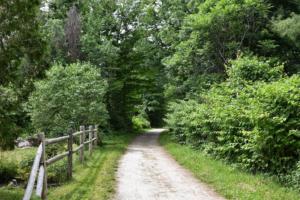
(18, 151), (69, 184)
(281, 161), (300, 191)
(203, 83), (253, 163)
(132, 113), (150, 131)
(0, 160), (17, 183)
(247, 76), (300, 173)
(47, 159), (68, 184)
(165, 100), (209, 146)
(46, 143), (66, 158)
(18, 154), (34, 181)
(227, 55), (284, 83)
(27, 62), (108, 136)
(165, 56), (300, 179)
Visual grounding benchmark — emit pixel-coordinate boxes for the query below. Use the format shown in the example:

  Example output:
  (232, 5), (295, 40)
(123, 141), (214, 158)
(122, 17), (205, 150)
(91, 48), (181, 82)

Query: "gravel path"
(114, 129), (225, 200)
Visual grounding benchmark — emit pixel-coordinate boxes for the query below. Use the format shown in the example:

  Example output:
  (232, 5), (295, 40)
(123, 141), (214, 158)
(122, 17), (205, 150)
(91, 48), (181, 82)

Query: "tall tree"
(0, 0), (47, 85)
(0, 0), (47, 149)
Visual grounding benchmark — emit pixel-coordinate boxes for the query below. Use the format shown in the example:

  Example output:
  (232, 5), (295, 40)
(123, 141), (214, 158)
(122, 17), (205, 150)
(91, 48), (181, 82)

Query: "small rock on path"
(114, 129), (225, 200)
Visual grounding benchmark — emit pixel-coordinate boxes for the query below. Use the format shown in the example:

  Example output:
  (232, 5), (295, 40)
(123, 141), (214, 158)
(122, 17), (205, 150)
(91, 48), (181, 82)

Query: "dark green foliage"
(162, 0), (273, 100)
(283, 161), (300, 191)
(45, 143), (66, 158)
(11, 150), (68, 184)
(0, 86), (18, 150)
(18, 155), (35, 181)
(273, 14), (300, 49)
(0, 160), (17, 184)
(0, 0), (47, 85)
(47, 159), (68, 184)
(0, 0), (48, 149)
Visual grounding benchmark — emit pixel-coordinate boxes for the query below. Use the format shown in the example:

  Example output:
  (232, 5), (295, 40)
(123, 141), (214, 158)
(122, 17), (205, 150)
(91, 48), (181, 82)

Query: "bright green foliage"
(27, 63), (108, 136)
(248, 76), (300, 173)
(166, 56), (300, 177)
(132, 114), (150, 131)
(165, 100), (207, 145)
(227, 55), (284, 83)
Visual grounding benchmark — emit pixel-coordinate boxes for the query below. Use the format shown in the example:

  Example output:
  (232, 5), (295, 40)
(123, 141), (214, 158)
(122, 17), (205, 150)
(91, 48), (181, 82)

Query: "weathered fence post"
(89, 125), (93, 155)
(23, 144), (43, 200)
(67, 127), (73, 180)
(79, 125), (85, 164)
(94, 125), (98, 146)
(40, 133), (48, 200)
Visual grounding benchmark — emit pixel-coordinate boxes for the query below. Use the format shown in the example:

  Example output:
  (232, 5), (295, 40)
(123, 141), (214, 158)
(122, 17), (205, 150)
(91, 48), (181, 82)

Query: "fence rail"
(23, 124), (99, 200)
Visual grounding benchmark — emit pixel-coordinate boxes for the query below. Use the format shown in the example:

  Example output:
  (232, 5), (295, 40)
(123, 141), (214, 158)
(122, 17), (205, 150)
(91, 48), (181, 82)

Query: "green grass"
(48, 132), (137, 200)
(0, 188), (24, 200)
(159, 132), (300, 200)
(0, 132), (137, 200)
(0, 188), (40, 200)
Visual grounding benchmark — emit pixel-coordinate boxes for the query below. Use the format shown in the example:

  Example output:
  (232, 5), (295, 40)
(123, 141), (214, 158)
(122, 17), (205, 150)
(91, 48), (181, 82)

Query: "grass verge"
(0, 132), (137, 200)
(159, 132), (300, 200)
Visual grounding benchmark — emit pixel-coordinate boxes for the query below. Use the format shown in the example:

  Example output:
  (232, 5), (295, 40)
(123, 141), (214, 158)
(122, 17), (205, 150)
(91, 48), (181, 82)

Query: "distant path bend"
(114, 129), (225, 200)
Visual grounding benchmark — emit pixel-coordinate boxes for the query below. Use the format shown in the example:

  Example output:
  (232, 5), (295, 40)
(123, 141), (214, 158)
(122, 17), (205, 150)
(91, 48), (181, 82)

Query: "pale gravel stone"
(114, 129), (225, 200)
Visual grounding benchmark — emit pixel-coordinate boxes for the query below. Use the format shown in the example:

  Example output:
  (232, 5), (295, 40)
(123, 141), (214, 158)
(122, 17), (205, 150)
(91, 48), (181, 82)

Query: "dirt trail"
(114, 129), (225, 200)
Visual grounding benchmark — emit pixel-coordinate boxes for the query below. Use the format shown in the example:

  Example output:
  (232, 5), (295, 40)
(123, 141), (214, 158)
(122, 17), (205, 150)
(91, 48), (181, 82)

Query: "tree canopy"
(1, 0), (300, 188)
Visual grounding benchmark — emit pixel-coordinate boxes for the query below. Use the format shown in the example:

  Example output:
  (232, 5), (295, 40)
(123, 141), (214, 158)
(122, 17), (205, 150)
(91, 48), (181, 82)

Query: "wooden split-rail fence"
(22, 125), (99, 200)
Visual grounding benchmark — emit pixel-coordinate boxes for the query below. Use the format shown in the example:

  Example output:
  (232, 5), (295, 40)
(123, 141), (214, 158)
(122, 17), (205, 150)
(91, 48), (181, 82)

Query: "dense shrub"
(283, 161), (300, 191)
(45, 143), (66, 158)
(27, 63), (108, 136)
(47, 159), (68, 184)
(227, 55), (284, 83)
(18, 155), (34, 181)
(0, 160), (18, 183)
(165, 100), (210, 146)
(17, 154), (68, 184)
(132, 114), (150, 131)
(248, 76), (300, 173)
(165, 56), (300, 178)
